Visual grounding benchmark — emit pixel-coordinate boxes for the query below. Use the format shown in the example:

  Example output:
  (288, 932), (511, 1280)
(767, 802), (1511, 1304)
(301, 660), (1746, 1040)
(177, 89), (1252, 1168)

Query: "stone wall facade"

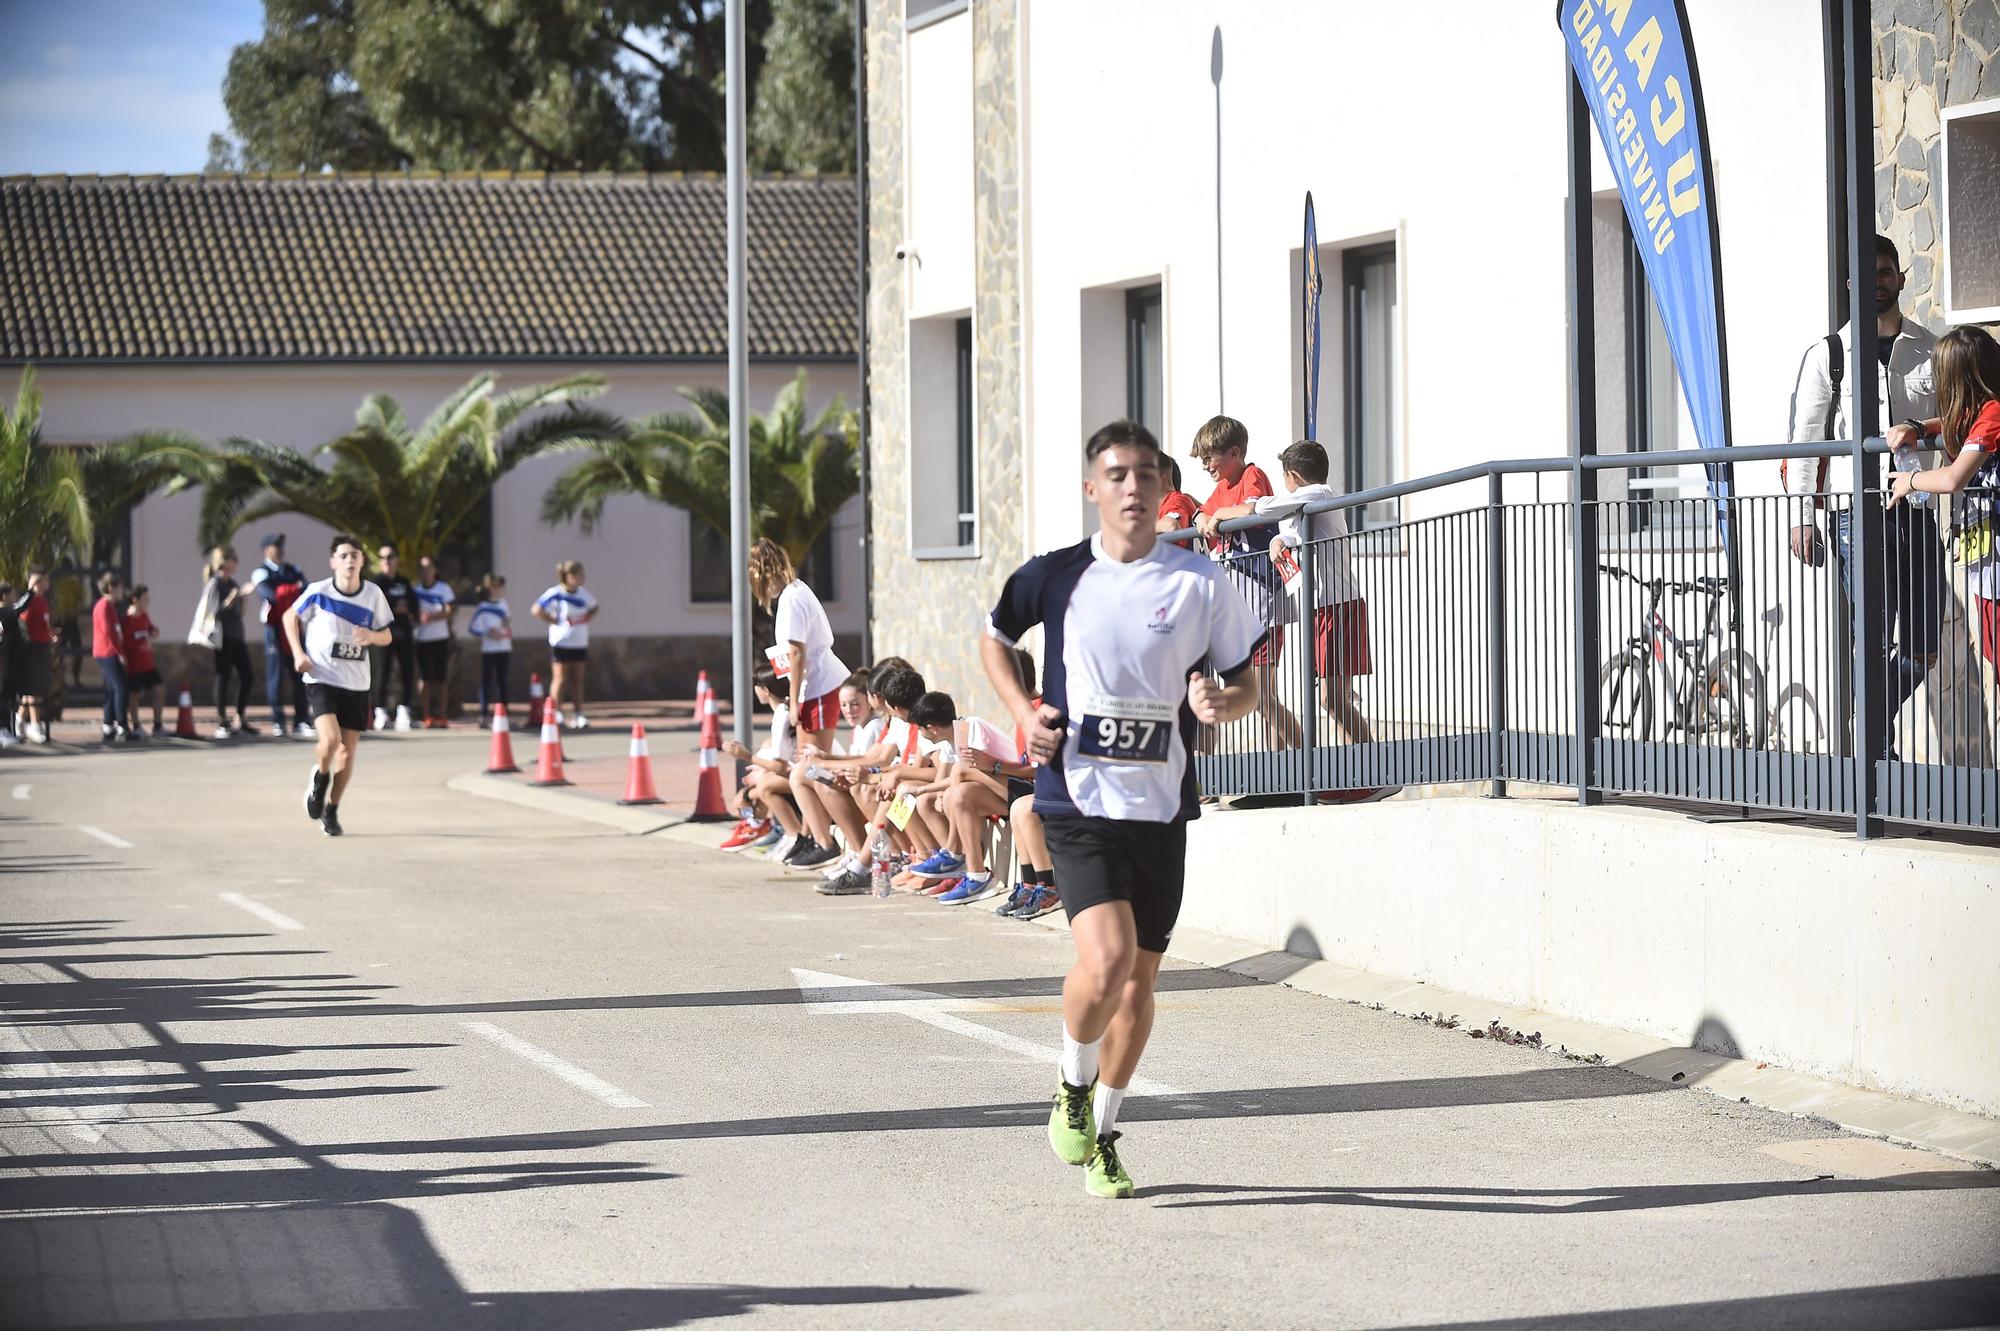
(863, 0), (1027, 707)
(1875, 0), (2000, 327)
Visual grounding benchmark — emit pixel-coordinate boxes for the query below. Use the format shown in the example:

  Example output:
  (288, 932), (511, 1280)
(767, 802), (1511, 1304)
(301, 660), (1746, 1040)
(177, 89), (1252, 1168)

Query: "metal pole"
(1566, 72), (1601, 807)
(1298, 537), (1317, 805)
(1487, 471), (1508, 800)
(1842, 0), (1882, 839)
(1822, 0), (1849, 333)
(853, 0), (873, 667)
(726, 0), (753, 750)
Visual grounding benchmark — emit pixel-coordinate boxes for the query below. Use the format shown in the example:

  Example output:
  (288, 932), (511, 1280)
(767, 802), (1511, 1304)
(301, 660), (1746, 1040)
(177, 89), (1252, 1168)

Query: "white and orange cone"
(618, 724), (662, 805)
(528, 697), (570, 786)
(689, 672), (731, 821)
(173, 683), (197, 738)
(486, 708), (520, 774)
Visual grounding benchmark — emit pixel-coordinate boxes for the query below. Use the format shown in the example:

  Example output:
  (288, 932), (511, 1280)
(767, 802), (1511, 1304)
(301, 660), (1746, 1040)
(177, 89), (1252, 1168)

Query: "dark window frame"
(955, 315), (976, 548)
(1341, 243), (1398, 530)
(1125, 284), (1163, 435)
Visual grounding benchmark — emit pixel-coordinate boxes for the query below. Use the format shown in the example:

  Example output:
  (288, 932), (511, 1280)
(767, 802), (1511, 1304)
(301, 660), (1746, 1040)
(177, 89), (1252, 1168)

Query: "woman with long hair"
(748, 537), (849, 757)
(1888, 325), (2000, 680)
(532, 559), (599, 730)
(204, 546), (255, 736)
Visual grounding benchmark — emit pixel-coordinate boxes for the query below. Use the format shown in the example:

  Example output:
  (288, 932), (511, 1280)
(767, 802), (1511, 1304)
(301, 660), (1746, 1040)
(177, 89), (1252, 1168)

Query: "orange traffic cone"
(529, 697), (570, 786)
(486, 708), (520, 774)
(174, 683), (197, 738)
(689, 675), (731, 821)
(529, 671), (545, 708)
(617, 724), (662, 804)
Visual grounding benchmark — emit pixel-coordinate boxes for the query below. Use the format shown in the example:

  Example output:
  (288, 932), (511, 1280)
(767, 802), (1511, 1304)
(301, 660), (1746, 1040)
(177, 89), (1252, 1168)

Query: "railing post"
(1566, 73), (1602, 806)
(1298, 531), (1318, 805)
(1841, 0), (1881, 839)
(1487, 472), (1508, 799)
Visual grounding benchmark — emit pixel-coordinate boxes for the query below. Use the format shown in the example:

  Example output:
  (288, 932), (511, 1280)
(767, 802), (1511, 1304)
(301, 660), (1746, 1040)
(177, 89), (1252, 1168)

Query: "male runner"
(981, 419), (1263, 1198)
(284, 534), (393, 837)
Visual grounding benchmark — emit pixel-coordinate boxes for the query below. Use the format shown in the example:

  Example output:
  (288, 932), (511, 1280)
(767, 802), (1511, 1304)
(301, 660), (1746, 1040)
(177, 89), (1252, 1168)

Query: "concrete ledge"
(444, 771), (686, 836)
(1177, 796), (2000, 1121)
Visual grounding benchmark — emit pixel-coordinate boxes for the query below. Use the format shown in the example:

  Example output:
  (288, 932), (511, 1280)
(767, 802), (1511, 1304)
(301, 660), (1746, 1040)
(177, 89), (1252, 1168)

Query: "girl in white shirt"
(748, 537), (849, 755)
(532, 560), (599, 730)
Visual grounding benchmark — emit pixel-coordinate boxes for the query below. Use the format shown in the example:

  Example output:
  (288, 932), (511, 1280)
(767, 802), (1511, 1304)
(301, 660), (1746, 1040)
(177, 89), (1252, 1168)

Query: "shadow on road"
(1143, 1171), (2000, 1214)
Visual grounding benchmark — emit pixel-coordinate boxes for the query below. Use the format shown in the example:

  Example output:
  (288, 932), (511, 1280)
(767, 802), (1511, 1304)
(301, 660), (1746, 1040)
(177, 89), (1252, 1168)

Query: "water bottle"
(870, 829), (892, 898)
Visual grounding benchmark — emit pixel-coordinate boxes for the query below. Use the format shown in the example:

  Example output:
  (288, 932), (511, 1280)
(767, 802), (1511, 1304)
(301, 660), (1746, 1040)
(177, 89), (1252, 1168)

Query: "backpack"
(268, 568), (306, 628)
(1781, 333), (1842, 508)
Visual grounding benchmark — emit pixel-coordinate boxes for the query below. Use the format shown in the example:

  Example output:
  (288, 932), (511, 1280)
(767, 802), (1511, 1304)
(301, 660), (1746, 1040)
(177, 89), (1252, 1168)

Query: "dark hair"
(379, 542), (398, 556)
(873, 666), (926, 711)
(1278, 439), (1330, 486)
(1875, 233), (1899, 265)
(909, 691), (958, 729)
(1084, 419), (1162, 464)
(330, 532), (365, 555)
(1011, 647), (1037, 696)
(842, 669), (874, 692)
(27, 564), (46, 578)
(871, 654), (913, 676)
(1165, 455), (1184, 490)
(132, 584), (149, 601)
(754, 665), (790, 701)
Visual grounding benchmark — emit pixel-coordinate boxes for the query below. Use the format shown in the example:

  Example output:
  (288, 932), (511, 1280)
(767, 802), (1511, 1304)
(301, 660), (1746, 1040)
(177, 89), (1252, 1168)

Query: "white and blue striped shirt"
(294, 577), (392, 693)
(466, 599), (512, 654)
(536, 584), (598, 648)
(411, 578), (456, 643)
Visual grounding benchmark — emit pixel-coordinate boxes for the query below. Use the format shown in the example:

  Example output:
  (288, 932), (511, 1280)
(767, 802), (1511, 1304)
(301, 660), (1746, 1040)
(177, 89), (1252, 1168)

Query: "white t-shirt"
(757, 709), (796, 764)
(840, 714), (885, 759)
(294, 577), (392, 693)
(989, 533), (1262, 823)
(772, 580), (849, 705)
(1255, 484), (1361, 610)
(884, 716), (919, 766)
(466, 599), (512, 654)
(537, 584), (598, 648)
(411, 579), (455, 642)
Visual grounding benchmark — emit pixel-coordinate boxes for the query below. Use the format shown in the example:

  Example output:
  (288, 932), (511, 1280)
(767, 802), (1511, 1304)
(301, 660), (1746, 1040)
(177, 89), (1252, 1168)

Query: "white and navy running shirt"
(988, 533), (1263, 823)
(411, 578), (455, 643)
(772, 580), (848, 704)
(466, 598), (512, 654)
(537, 584), (598, 648)
(294, 577), (392, 693)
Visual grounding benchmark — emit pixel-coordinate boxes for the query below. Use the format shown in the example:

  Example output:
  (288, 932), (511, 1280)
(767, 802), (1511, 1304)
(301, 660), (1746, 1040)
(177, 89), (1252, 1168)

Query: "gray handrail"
(1162, 436), (1909, 542)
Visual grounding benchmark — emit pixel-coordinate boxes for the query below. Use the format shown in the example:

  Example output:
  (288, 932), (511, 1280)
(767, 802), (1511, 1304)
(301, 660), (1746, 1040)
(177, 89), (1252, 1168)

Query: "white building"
(1, 172), (862, 698)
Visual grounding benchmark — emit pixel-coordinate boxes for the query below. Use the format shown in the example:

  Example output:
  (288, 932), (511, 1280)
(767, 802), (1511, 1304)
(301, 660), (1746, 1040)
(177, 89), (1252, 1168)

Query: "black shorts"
(415, 638), (451, 682)
(306, 682), (371, 732)
(19, 642), (51, 697)
(552, 645), (589, 664)
(1006, 776), (1035, 805)
(1041, 815), (1188, 954)
(127, 668), (162, 692)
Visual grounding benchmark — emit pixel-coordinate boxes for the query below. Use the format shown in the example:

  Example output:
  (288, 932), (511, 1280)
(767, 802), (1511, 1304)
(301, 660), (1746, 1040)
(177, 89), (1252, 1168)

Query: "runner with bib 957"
(981, 420), (1264, 1198)
(284, 533), (394, 837)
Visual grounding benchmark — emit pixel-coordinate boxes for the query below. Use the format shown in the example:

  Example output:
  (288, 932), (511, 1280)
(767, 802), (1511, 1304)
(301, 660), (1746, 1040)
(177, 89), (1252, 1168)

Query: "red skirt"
(1313, 601), (1373, 678)
(798, 686), (843, 732)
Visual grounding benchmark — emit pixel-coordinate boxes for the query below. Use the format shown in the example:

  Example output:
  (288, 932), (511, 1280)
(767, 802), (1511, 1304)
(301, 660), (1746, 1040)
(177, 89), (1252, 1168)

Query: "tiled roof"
(0, 173), (858, 364)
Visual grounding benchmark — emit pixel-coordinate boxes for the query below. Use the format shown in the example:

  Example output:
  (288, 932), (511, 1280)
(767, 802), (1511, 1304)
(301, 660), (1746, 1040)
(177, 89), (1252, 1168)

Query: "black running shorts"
(415, 638), (451, 682)
(1041, 815), (1188, 954)
(306, 682), (370, 733)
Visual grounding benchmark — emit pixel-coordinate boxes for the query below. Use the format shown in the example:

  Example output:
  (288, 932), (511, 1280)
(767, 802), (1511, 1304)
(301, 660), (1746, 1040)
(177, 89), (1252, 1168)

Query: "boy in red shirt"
(16, 567), (54, 742)
(90, 573), (130, 742)
(122, 585), (165, 737)
(1190, 416), (1301, 759)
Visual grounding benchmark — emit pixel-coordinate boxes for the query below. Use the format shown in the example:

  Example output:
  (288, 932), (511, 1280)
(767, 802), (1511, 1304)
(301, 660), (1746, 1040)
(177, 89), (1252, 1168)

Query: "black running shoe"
(320, 807), (343, 837)
(780, 836), (821, 867)
(787, 841), (844, 872)
(304, 768), (330, 821)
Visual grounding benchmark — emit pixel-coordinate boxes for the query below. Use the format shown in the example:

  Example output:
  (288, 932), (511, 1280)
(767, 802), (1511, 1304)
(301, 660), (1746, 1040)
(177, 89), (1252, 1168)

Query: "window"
(1620, 219), (1687, 532)
(906, 0), (968, 30)
(690, 524), (838, 605)
(1942, 97), (2000, 323)
(1125, 284), (1164, 437)
(908, 312), (977, 556)
(1341, 244), (1398, 529)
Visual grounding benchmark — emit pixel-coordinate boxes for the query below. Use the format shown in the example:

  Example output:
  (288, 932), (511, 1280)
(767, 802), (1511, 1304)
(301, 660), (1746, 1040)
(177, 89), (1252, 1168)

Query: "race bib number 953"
(1076, 695), (1176, 765)
(331, 640), (366, 661)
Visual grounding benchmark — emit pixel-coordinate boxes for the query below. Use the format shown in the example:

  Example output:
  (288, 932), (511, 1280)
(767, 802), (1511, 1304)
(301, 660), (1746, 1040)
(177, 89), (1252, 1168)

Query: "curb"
(444, 771), (688, 836)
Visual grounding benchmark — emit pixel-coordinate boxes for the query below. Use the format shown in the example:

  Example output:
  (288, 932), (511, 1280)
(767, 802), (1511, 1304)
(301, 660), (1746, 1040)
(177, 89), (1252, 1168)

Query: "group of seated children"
(713, 652), (1061, 920)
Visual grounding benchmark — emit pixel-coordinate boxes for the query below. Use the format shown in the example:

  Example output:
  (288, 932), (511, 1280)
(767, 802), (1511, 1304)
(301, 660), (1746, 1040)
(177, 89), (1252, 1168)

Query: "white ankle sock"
(1061, 1027), (1100, 1088)
(1093, 1083), (1126, 1136)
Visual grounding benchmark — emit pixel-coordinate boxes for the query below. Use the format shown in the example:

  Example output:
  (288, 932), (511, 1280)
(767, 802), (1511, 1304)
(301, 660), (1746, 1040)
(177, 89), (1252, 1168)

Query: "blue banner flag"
(1302, 192), (1324, 442)
(1559, 0), (1733, 507)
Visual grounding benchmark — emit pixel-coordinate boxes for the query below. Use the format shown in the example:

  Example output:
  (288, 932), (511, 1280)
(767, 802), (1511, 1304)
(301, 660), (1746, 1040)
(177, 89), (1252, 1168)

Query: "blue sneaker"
(937, 874), (991, 905)
(1009, 885), (1061, 919)
(995, 882), (1033, 916)
(905, 849), (952, 876)
(913, 851), (966, 880)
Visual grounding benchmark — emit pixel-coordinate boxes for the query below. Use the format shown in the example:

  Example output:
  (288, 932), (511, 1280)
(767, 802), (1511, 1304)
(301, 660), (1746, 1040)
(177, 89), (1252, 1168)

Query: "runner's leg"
(329, 726), (360, 803)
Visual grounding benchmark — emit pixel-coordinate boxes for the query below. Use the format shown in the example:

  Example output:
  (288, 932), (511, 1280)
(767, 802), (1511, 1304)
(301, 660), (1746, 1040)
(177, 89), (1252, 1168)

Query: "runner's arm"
(282, 603), (308, 669)
(981, 634), (1061, 764)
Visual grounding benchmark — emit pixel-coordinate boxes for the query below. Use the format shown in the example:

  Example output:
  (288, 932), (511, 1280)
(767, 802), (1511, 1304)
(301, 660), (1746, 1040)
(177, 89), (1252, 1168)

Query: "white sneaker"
(31, 723), (50, 744)
(823, 856), (859, 881)
(101, 723), (115, 741)
(0, 731), (16, 749)
(373, 707), (389, 731)
(759, 833), (798, 861)
(394, 706), (413, 732)
(569, 713), (590, 731)
(214, 723), (233, 739)
(295, 721), (315, 737)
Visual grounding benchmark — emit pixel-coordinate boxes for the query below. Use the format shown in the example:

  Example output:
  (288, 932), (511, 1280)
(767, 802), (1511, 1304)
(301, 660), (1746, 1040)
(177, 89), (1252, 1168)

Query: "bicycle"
(1597, 566), (1766, 750)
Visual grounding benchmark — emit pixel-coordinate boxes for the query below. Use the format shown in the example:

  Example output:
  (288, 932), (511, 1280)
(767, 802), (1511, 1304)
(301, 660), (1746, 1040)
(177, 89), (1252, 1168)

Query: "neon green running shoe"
(1048, 1079), (1095, 1165)
(1085, 1131), (1134, 1198)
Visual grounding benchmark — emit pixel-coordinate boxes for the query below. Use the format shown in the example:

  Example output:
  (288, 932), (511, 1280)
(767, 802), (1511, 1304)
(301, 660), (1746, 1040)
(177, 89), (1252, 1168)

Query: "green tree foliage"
(541, 369), (857, 570)
(216, 0), (800, 174)
(749, 0), (854, 174)
(199, 373), (623, 565)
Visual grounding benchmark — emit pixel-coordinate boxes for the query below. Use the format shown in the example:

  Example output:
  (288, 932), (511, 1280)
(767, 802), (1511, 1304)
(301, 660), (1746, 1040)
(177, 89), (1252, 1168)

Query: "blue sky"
(0, 0), (264, 175)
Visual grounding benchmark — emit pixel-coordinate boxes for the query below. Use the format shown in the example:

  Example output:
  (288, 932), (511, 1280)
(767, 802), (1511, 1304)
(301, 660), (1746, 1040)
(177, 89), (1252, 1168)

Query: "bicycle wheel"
(1771, 683), (1830, 755)
(1599, 654), (1654, 741)
(1701, 648), (1766, 750)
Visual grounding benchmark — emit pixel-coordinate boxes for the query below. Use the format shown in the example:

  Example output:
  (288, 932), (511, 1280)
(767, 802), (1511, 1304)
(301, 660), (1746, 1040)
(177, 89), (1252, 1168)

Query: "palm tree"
(0, 369), (88, 586)
(540, 370), (858, 570)
(77, 430), (221, 568)
(199, 372), (622, 565)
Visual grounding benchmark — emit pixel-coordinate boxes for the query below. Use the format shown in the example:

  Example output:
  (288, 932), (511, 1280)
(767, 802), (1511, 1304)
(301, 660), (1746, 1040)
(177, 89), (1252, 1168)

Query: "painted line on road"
(78, 825), (134, 849)
(460, 1021), (650, 1109)
(791, 968), (1185, 1098)
(218, 892), (305, 932)
(11, 784), (28, 800)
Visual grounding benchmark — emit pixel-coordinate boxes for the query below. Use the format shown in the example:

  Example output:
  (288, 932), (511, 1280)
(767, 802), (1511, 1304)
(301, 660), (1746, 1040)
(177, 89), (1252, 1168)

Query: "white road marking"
(217, 892), (304, 931)
(791, 967), (1185, 1098)
(77, 825), (134, 849)
(10, 784), (28, 800)
(460, 1021), (650, 1109)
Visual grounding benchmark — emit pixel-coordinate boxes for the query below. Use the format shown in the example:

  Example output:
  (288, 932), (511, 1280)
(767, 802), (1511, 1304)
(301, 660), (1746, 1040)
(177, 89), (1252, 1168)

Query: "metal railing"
(1166, 438), (1999, 838)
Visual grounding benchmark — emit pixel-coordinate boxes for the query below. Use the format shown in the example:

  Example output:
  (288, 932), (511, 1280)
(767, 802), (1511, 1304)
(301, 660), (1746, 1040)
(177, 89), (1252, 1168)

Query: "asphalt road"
(3, 731), (1998, 1331)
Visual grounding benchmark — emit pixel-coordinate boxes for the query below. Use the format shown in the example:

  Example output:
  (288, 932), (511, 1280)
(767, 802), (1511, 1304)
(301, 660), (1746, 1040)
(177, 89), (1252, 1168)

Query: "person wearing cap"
(250, 533), (311, 737)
